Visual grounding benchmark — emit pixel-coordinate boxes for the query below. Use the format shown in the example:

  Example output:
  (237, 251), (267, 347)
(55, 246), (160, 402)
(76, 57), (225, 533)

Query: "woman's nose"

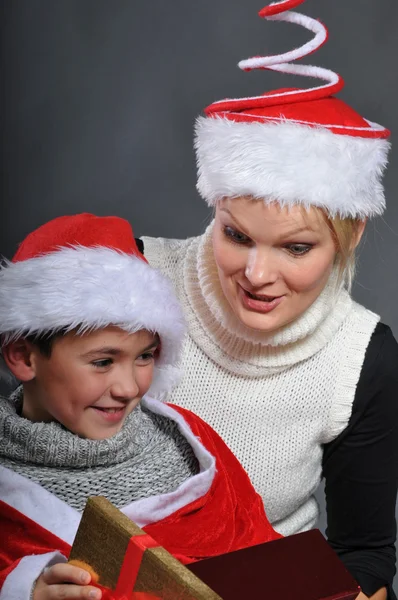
(244, 247), (278, 287)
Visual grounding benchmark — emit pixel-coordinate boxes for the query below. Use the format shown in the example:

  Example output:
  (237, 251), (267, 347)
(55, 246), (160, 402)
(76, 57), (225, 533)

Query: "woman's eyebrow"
(220, 207), (251, 235)
(280, 225), (317, 237)
(221, 207), (317, 237)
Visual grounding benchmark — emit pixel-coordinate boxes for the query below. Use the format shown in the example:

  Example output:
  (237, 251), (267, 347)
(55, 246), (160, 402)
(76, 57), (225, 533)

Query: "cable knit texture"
(142, 224), (380, 535)
(0, 389), (199, 512)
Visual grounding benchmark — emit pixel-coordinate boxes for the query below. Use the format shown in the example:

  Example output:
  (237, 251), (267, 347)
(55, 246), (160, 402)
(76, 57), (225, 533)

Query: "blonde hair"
(320, 212), (364, 291)
(264, 202), (365, 290)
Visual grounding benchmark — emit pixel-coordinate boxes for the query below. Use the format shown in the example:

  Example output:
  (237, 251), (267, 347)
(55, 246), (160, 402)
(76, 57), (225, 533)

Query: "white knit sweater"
(142, 224), (379, 536)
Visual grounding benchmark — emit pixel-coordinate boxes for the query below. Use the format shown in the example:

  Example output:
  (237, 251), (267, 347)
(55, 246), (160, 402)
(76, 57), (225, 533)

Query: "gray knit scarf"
(0, 388), (199, 511)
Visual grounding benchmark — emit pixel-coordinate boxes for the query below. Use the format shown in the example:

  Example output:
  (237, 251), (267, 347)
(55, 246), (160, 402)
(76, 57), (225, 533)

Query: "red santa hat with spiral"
(195, 0), (390, 219)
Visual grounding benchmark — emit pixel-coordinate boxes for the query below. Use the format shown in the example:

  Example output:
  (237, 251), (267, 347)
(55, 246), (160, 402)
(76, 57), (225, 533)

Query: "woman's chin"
(235, 304), (286, 334)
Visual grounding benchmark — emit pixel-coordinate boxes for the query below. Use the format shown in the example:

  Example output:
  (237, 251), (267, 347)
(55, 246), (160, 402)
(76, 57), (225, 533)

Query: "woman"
(142, 2), (398, 599)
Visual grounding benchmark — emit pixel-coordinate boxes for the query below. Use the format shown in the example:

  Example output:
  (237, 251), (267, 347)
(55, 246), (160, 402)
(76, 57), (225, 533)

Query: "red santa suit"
(0, 398), (280, 600)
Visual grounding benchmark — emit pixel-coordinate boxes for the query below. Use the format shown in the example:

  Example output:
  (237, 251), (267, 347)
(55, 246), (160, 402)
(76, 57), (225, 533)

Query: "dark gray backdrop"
(1, 0), (397, 592)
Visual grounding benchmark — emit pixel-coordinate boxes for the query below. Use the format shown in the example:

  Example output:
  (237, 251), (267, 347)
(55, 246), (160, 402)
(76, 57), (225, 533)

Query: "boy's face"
(23, 326), (159, 440)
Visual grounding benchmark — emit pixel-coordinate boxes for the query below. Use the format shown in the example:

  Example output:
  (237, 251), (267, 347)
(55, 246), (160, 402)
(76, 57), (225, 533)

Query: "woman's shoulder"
(368, 321), (398, 346)
(139, 234), (197, 271)
(324, 321), (398, 457)
(140, 234), (192, 254)
(353, 321), (398, 419)
(343, 300), (390, 365)
(360, 321), (398, 381)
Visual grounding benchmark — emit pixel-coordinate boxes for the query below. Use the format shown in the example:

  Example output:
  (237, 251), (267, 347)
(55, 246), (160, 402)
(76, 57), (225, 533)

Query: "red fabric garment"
(0, 501), (70, 589)
(144, 404), (281, 563)
(0, 404), (280, 594)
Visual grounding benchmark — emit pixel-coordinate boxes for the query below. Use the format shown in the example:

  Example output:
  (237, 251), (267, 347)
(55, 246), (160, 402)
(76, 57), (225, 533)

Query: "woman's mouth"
(239, 286), (285, 313)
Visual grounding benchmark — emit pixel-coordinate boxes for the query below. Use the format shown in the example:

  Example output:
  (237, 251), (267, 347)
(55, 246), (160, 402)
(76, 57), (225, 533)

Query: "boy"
(0, 213), (279, 600)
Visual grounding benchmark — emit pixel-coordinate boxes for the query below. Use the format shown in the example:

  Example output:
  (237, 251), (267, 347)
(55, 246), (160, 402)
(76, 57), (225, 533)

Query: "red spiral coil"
(205, 0), (344, 116)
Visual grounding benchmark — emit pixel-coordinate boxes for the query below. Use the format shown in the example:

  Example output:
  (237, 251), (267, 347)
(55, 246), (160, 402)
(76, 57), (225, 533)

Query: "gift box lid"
(188, 529), (360, 600)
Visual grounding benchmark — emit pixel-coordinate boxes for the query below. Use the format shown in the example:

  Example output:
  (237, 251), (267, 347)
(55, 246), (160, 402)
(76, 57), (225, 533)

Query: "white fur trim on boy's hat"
(195, 116), (390, 218)
(0, 246), (185, 399)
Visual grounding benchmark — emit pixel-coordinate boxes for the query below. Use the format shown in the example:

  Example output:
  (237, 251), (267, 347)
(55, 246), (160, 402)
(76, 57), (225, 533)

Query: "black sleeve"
(322, 323), (398, 599)
(135, 238), (144, 255)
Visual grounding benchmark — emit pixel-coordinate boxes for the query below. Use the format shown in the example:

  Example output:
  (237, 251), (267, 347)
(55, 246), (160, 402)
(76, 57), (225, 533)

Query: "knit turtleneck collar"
(0, 389), (200, 512)
(0, 388), (156, 468)
(182, 223), (353, 375)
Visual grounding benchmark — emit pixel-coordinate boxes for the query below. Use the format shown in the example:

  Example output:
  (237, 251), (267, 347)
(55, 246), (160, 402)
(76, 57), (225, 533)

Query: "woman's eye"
(92, 359), (113, 368)
(223, 226), (251, 245)
(285, 243), (313, 256)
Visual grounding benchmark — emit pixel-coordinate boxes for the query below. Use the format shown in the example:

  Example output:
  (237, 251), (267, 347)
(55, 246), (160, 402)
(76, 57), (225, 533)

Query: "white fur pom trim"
(0, 247), (186, 398)
(0, 552), (67, 600)
(195, 116), (390, 218)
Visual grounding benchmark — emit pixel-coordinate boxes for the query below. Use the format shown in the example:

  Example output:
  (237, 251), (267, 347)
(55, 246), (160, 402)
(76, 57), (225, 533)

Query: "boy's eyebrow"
(143, 334), (160, 352)
(81, 347), (122, 358)
(81, 335), (160, 359)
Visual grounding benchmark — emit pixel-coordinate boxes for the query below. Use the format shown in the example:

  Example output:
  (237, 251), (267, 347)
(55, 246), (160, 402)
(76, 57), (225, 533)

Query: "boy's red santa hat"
(0, 213), (185, 399)
(195, 0), (390, 219)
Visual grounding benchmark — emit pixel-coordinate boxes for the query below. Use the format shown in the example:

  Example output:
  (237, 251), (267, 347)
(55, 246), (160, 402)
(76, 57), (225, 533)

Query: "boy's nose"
(110, 373), (140, 401)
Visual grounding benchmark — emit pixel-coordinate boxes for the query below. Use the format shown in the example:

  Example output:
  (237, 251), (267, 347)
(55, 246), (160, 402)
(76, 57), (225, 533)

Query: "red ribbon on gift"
(116, 533), (160, 597)
(96, 532), (162, 600)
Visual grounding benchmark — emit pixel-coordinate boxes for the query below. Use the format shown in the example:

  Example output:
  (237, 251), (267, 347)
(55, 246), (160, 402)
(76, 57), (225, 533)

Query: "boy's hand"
(33, 562), (102, 599)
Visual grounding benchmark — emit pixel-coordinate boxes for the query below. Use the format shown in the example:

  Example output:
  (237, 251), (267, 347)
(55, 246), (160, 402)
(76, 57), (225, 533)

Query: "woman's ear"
(351, 219), (367, 250)
(2, 339), (37, 382)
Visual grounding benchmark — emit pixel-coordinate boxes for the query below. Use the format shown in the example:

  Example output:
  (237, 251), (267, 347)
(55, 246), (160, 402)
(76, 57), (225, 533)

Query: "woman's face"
(212, 197), (337, 333)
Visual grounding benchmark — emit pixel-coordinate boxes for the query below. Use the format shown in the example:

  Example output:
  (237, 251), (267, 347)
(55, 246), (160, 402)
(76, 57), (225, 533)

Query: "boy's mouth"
(91, 405), (126, 423)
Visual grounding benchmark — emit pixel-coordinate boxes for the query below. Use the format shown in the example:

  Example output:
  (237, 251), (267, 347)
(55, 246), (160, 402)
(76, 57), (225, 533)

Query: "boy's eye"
(223, 225), (251, 245)
(285, 243), (313, 256)
(137, 351), (155, 363)
(92, 358), (113, 368)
